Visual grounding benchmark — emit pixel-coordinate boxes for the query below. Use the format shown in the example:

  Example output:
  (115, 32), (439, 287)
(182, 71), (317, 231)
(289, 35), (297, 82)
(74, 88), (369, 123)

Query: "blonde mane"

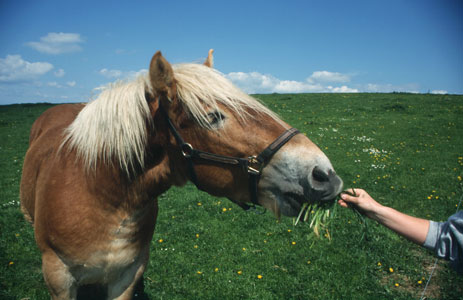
(63, 63), (280, 174)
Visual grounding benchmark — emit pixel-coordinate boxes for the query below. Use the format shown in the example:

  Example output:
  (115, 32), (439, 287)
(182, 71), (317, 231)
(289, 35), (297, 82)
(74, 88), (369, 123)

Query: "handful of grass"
(293, 201), (335, 239)
(292, 189), (360, 239)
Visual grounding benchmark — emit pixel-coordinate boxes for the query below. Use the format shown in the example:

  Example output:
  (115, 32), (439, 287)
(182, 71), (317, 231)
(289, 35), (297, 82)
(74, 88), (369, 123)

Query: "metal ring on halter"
(181, 143), (194, 158)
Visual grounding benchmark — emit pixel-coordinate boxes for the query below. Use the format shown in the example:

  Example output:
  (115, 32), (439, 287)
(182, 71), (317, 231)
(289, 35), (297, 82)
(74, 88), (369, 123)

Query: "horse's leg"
(42, 250), (77, 300)
(107, 246), (149, 300)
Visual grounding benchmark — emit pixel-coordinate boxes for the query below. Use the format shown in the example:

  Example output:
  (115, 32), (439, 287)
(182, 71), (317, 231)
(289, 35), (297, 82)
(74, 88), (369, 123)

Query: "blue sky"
(0, 0), (462, 104)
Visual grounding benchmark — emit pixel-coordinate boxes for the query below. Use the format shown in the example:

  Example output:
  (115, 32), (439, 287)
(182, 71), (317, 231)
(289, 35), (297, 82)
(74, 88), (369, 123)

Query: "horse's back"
(20, 103), (84, 224)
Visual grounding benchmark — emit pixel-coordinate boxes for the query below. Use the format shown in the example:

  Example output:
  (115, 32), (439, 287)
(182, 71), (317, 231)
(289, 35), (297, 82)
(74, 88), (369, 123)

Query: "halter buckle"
(247, 155), (262, 175)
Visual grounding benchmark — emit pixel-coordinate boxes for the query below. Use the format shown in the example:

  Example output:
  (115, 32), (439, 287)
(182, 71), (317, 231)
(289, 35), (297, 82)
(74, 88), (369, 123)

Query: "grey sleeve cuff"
(423, 220), (441, 251)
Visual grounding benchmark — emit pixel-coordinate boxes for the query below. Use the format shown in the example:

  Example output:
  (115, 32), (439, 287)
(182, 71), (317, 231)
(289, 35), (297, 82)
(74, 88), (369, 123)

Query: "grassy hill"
(1, 93), (462, 299)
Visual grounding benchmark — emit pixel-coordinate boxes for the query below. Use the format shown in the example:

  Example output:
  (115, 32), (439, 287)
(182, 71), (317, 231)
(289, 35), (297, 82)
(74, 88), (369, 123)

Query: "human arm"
(338, 188), (429, 245)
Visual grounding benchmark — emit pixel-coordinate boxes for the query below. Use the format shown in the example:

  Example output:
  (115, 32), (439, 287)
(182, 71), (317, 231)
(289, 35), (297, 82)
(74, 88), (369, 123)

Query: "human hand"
(338, 188), (383, 221)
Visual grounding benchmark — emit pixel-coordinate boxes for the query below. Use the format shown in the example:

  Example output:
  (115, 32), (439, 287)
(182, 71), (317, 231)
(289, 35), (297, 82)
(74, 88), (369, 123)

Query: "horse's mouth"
(281, 192), (308, 216)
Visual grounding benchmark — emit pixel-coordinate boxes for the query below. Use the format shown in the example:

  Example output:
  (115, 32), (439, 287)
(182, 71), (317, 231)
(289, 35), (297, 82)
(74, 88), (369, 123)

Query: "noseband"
(159, 104), (299, 210)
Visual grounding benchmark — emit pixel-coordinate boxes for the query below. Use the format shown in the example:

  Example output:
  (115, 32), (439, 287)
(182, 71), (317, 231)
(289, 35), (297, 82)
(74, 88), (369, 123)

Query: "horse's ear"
(203, 49), (214, 68)
(149, 51), (176, 100)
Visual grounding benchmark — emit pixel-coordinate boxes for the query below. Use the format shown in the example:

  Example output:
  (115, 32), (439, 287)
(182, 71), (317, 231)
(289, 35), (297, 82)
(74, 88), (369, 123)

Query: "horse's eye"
(207, 111), (225, 127)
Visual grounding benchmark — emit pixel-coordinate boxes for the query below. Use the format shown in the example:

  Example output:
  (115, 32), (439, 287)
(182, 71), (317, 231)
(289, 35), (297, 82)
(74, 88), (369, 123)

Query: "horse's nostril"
(312, 166), (330, 183)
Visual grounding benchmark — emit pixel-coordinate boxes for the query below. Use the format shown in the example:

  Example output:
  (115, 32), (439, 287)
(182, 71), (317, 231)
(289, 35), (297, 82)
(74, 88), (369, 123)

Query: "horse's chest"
(77, 213), (151, 284)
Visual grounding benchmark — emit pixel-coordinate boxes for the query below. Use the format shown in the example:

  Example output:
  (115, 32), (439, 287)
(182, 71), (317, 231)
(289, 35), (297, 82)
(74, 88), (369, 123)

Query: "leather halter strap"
(159, 104), (300, 209)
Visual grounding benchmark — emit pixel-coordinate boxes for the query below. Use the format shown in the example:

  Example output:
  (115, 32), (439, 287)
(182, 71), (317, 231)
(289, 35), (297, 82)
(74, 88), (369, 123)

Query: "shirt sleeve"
(423, 211), (463, 274)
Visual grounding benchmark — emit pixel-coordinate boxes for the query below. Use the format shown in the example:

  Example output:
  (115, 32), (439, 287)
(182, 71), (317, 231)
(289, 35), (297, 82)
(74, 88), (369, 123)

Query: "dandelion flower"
(222, 208), (227, 212)
(418, 280), (423, 285)
(194, 245), (198, 249)
(377, 262), (382, 266)
(291, 241), (296, 245)
(158, 239), (163, 243)
(196, 234), (199, 238)
(197, 202), (202, 206)
(214, 268), (219, 272)
(9, 261), (14, 266)
(257, 275), (263, 279)
(237, 270), (242, 275)
(197, 271), (203, 275)
(395, 283), (399, 287)
(389, 267), (394, 273)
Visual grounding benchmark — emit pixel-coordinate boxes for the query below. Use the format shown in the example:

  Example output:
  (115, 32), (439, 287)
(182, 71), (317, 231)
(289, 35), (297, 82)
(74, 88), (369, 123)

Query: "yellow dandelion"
(395, 283), (399, 287)
(196, 234), (199, 238)
(458, 176), (462, 181)
(15, 233), (20, 237)
(9, 261), (14, 266)
(197, 271), (203, 275)
(257, 274), (263, 279)
(377, 262), (382, 266)
(242, 247), (247, 251)
(389, 267), (394, 273)
(222, 208), (227, 212)
(418, 280), (423, 285)
(214, 268), (219, 272)
(287, 229), (292, 233)
(194, 245), (198, 249)
(158, 239), (163, 243)
(197, 202), (202, 206)
(291, 241), (296, 245)
(237, 270), (242, 275)
(307, 260), (311, 264)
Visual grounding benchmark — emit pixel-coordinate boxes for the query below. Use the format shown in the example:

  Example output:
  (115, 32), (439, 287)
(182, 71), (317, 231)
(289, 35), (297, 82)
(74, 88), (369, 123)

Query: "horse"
(20, 49), (343, 299)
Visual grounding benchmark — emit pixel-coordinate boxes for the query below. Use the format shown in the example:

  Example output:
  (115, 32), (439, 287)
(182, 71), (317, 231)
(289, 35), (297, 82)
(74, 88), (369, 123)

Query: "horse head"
(147, 50), (343, 217)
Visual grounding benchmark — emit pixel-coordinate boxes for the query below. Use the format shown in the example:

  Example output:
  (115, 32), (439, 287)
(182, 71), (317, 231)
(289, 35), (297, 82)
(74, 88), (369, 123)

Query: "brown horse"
(20, 50), (343, 299)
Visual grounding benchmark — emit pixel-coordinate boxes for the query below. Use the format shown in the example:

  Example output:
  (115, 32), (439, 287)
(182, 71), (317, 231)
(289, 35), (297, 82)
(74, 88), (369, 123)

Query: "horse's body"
(20, 50), (343, 299)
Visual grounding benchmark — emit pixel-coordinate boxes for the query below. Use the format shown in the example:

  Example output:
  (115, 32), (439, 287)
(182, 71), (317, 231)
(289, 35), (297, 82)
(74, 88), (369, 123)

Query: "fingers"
(337, 199), (349, 208)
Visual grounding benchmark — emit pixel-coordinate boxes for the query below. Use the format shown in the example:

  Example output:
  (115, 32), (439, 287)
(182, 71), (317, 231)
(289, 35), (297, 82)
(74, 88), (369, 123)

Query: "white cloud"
(226, 71), (357, 94)
(66, 81), (76, 87)
(431, 90), (448, 95)
(0, 54), (53, 82)
(54, 69), (65, 77)
(98, 68), (147, 79)
(329, 85), (359, 93)
(226, 72), (280, 93)
(308, 71), (351, 83)
(99, 68), (123, 78)
(27, 32), (84, 54)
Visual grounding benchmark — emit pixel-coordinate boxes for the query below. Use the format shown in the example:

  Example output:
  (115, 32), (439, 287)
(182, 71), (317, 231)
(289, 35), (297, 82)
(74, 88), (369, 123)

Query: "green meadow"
(1, 93), (462, 299)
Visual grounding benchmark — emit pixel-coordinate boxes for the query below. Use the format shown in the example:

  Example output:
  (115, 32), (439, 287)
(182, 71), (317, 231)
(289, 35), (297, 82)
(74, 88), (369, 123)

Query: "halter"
(159, 103), (300, 210)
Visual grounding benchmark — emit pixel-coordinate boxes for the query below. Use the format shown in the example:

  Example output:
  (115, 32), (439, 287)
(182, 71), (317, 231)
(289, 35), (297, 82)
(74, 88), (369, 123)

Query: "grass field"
(1, 93), (462, 299)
